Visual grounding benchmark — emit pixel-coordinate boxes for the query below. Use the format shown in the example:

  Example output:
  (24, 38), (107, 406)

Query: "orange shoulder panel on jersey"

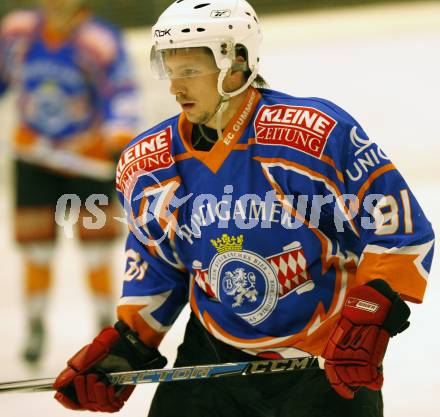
(75, 22), (118, 65)
(1, 10), (38, 37)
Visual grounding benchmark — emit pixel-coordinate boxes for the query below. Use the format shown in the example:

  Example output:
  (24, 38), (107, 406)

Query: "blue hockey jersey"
(0, 9), (137, 177)
(115, 87), (434, 357)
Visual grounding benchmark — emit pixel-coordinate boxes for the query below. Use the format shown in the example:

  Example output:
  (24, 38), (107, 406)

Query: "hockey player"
(0, 0), (138, 363)
(53, 0), (434, 415)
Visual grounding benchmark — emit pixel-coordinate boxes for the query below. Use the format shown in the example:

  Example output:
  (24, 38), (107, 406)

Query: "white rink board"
(0, 2), (439, 416)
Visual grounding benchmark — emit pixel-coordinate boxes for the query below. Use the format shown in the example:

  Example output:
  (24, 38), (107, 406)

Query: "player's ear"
(224, 56), (247, 90)
(231, 55), (247, 74)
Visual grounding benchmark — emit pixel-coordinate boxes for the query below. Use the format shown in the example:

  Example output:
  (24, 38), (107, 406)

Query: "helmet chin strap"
(213, 66), (258, 141)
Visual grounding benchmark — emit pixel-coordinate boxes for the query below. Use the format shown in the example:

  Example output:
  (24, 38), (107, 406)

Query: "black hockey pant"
(148, 313), (383, 417)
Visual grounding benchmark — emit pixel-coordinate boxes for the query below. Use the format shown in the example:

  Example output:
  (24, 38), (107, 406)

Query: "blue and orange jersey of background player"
(115, 87), (434, 357)
(0, 8), (138, 170)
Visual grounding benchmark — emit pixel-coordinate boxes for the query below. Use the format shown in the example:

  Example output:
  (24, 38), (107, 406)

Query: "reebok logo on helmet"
(210, 10), (231, 18)
(154, 29), (172, 37)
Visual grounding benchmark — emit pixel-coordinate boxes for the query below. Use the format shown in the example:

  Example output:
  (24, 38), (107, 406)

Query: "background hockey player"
(0, 0), (138, 363)
(52, 0), (434, 415)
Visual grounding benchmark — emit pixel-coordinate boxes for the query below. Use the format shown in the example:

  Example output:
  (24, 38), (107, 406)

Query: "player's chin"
(183, 107), (213, 125)
(186, 112), (204, 125)
(184, 113), (197, 124)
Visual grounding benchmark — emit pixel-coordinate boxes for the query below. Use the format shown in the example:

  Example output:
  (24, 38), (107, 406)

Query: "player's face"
(165, 49), (221, 125)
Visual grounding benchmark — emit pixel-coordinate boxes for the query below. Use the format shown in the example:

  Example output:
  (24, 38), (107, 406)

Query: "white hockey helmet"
(150, 0), (262, 85)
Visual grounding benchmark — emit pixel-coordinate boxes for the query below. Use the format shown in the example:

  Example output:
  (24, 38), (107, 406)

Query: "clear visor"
(150, 45), (225, 80)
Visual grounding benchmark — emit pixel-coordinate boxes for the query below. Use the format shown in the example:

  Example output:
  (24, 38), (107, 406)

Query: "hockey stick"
(0, 356), (324, 394)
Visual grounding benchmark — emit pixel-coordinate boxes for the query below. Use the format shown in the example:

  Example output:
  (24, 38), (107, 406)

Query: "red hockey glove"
(53, 321), (167, 412)
(322, 279), (410, 399)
